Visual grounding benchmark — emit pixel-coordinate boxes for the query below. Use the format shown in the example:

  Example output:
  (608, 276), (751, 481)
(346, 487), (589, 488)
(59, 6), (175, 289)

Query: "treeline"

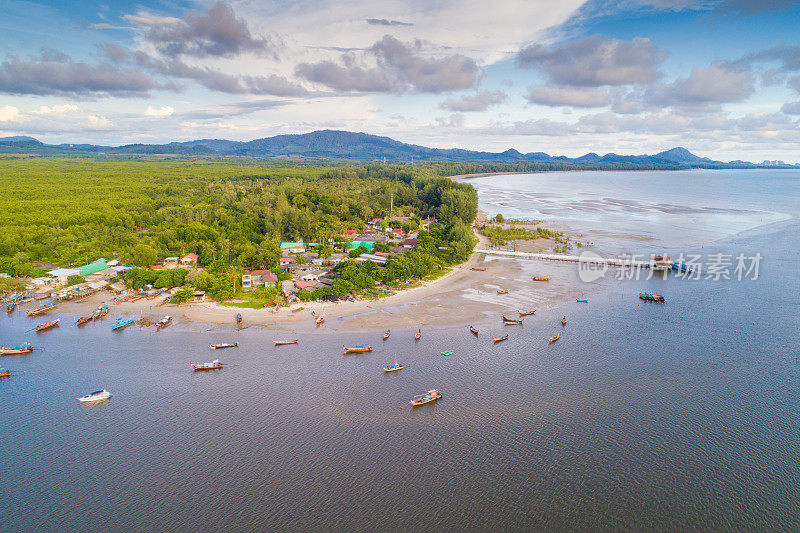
(0, 159), (478, 296)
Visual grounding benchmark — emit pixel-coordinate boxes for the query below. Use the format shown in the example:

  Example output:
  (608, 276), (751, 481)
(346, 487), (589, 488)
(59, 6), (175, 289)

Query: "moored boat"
(343, 344), (373, 354)
(502, 315), (523, 325)
(6, 303), (15, 313)
(518, 309), (536, 316)
(561, 316), (567, 326)
(36, 316), (60, 332)
(316, 314), (325, 326)
(235, 313), (242, 325)
(410, 390), (442, 407)
(77, 389), (112, 402)
(191, 360), (223, 371)
(469, 325), (479, 336)
(493, 335), (509, 343)
(76, 314), (93, 326)
(548, 334), (560, 343)
(273, 339), (298, 345)
(639, 291), (665, 303)
(415, 329), (421, 341)
(0, 369), (10, 378)
(111, 317), (134, 331)
(384, 362), (404, 372)
(155, 315), (172, 329)
(438, 351), (453, 356)
(210, 342), (238, 349)
(471, 267), (487, 271)
(1, 343), (33, 355)
(532, 277), (551, 282)
(576, 299), (589, 303)
(93, 305), (109, 319)
(383, 329), (391, 341)
(496, 289), (509, 295)
(26, 303), (56, 317)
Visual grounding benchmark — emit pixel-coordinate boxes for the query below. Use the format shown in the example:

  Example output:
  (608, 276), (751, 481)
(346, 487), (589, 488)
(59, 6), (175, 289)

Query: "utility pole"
(390, 192), (393, 215)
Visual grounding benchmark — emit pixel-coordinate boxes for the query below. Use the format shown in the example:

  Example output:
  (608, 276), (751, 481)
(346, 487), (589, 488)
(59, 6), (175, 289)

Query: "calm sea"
(2, 169), (799, 531)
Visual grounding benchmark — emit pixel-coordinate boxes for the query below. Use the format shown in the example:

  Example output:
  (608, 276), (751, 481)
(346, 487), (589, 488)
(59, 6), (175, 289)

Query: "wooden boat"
(383, 329), (391, 340)
(273, 339), (298, 345)
(518, 310), (536, 316)
(18, 297), (34, 305)
(76, 314), (94, 326)
(0, 370), (10, 378)
(415, 329), (422, 341)
(93, 305), (109, 319)
(210, 342), (238, 349)
(561, 317), (567, 326)
(639, 291), (665, 303)
(235, 313), (242, 325)
(191, 360), (223, 371)
(36, 316), (60, 332)
(502, 315), (523, 325)
(532, 277), (551, 282)
(469, 325), (479, 336)
(6, 303), (15, 313)
(471, 267), (487, 271)
(111, 317), (134, 331)
(548, 334), (560, 343)
(493, 335), (509, 343)
(26, 303), (56, 317)
(410, 390), (442, 407)
(1, 343), (33, 355)
(343, 344), (373, 354)
(496, 289), (509, 295)
(576, 299), (589, 303)
(439, 351), (453, 357)
(77, 389), (112, 402)
(156, 315), (172, 329)
(384, 362), (404, 373)
(316, 314), (325, 326)
(33, 293), (50, 300)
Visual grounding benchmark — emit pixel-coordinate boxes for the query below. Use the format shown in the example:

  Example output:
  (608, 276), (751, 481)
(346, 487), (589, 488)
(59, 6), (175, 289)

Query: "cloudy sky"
(1, 0), (799, 161)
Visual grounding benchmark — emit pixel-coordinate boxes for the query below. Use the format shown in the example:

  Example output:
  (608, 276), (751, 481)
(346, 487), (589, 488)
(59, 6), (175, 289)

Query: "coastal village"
(2, 215), (436, 308)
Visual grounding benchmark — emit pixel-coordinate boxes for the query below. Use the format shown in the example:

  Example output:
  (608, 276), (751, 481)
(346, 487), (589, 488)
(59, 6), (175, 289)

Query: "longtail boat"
(410, 390), (442, 407)
(235, 313), (242, 325)
(639, 291), (665, 303)
(27, 303), (56, 317)
(0, 369), (10, 378)
(155, 316), (172, 329)
(316, 314), (325, 326)
(502, 315), (523, 325)
(384, 362), (404, 373)
(469, 325), (479, 336)
(576, 299), (589, 303)
(518, 309), (536, 316)
(6, 303), (15, 313)
(497, 289), (509, 295)
(210, 342), (238, 349)
(548, 334), (560, 343)
(532, 277), (551, 282)
(1, 343), (33, 355)
(343, 344), (373, 354)
(111, 317), (135, 331)
(36, 316), (60, 332)
(471, 267), (487, 271)
(561, 317), (567, 326)
(75, 314), (94, 326)
(383, 329), (391, 341)
(493, 335), (509, 343)
(191, 360), (223, 371)
(273, 339), (298, 345)
(33, 293), (50, 300)
(439, 351), (452, 356)
(18, 297), (34, 305)
(93, 305), (109, 319)
(415, 329), (422, 341)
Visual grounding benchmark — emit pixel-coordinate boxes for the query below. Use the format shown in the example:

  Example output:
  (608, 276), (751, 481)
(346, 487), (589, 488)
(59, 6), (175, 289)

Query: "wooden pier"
(481, 250), (657, 269)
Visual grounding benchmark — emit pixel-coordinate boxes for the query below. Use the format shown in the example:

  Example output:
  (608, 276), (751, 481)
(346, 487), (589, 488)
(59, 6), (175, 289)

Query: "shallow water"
(2, 169), (799, 531)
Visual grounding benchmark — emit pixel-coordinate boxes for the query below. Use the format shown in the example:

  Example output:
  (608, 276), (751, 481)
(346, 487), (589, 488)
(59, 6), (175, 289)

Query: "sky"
(1, 0), (799, 162)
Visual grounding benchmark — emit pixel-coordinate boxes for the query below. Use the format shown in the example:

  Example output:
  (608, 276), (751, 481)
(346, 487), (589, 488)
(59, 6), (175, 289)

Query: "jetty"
(481, 250), (656, 269)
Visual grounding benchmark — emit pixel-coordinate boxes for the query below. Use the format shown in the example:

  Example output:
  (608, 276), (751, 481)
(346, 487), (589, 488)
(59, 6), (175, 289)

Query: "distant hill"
(0, 130), (794, 168)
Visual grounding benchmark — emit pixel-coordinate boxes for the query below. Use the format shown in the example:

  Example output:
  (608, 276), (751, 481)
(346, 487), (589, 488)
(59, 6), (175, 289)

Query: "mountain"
(0, 130), (793, 168)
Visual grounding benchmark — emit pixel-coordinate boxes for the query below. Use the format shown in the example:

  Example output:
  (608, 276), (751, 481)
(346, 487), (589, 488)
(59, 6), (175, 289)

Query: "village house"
(180, 253), (198, 266)
(242, 270), (278, 290)
(356, 253), (388, 265)
(401, 238), (418, 249)
(343, 229), (359, 239)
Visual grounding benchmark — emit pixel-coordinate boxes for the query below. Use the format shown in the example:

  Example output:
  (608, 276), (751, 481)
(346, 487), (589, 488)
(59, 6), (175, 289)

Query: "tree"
(132, 244), (158, 267)
(171, 288), (193, 303)
(66, 274), (85, 286)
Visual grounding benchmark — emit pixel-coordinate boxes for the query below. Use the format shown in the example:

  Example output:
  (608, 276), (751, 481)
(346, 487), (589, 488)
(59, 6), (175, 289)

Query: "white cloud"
(0, 105), (21, 122)
(32, 104), (79, 115)
(144, 105), (175, 117)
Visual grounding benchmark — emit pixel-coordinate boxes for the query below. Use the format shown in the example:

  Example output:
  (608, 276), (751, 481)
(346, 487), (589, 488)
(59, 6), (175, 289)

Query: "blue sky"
(1, 0), (799, 162)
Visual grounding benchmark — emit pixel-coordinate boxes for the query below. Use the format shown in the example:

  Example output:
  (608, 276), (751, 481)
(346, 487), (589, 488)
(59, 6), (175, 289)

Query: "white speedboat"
(77, 389), (112, 402)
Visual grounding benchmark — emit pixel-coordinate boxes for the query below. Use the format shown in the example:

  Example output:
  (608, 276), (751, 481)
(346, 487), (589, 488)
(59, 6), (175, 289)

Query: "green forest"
(0, 158), (478, 299)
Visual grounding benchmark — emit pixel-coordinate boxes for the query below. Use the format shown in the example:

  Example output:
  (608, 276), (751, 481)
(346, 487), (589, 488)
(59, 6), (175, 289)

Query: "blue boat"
(671, 262), (693, 273)
(576, 299), (589, 303)
(111, 317), (135, 331)
(6, 302), (15, 313)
